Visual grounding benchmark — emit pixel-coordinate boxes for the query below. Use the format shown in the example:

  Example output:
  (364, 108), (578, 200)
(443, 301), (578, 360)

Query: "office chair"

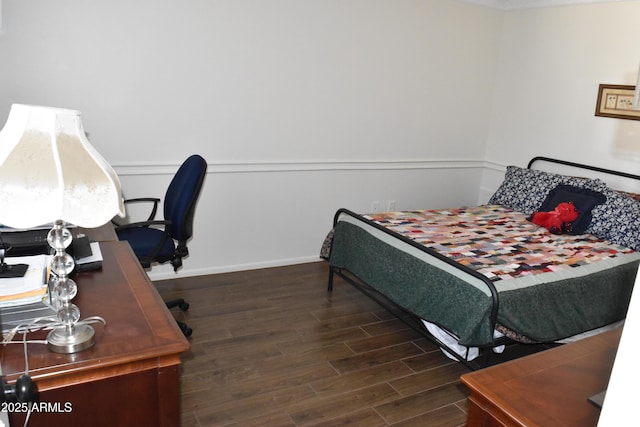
(115, 154), (207, 337)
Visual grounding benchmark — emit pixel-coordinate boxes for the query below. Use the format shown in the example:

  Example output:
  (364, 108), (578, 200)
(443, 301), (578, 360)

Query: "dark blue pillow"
(537, 185), (606, 234)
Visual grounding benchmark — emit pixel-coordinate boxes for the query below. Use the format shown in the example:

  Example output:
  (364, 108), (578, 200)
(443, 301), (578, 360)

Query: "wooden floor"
(155, 261), (472, 427)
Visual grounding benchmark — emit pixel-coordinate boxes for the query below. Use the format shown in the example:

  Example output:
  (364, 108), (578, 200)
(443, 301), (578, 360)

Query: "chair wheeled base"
(166, 298), (192, 337)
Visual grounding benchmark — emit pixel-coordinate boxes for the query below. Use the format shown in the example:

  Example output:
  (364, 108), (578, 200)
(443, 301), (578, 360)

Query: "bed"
(322, 157), (640, 369)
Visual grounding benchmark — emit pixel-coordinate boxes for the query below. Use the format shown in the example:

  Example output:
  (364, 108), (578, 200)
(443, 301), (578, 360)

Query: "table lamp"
(0, 104), (124, 353)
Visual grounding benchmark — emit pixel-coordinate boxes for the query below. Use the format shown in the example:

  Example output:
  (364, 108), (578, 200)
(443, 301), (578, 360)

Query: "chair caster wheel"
(177, 321), (192, 337)
(179, 302), (190, 311)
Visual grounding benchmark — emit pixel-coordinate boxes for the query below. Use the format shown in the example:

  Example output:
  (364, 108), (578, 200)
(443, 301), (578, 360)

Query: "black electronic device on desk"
(0, 228), (50, 256)
(1, 227), (96, 258)
(73, 238), (103, 272)
(0, 228), (102, 284)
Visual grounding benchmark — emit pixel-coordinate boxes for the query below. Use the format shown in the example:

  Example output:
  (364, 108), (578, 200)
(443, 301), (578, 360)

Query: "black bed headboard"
(527, 156), (640, 182)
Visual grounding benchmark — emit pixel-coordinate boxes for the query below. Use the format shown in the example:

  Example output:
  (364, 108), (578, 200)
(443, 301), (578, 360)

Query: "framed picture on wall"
(595, 84), (640, 121)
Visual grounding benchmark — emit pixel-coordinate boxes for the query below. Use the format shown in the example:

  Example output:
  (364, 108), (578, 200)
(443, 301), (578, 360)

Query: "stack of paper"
(0, 255), (55, 333)
(0, 255), (50, 307)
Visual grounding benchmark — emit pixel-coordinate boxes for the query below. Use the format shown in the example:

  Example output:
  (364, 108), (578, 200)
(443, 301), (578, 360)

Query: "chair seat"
(117, 227), (175, 265)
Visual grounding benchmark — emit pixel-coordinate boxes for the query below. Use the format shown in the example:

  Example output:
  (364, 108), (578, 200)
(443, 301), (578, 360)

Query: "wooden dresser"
(460, 328), (621, 427)
(1, 240), (190, 427)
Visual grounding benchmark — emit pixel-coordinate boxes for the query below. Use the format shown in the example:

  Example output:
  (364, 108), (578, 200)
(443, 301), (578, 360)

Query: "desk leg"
(157, 364), (182, 427)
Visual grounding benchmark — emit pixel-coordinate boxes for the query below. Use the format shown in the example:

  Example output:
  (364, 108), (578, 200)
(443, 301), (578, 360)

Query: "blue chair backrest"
(164, 155), (207, 243)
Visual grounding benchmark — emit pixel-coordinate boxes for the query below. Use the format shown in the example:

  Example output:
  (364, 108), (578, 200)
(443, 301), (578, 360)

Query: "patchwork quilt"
(365, 205), (636, 285)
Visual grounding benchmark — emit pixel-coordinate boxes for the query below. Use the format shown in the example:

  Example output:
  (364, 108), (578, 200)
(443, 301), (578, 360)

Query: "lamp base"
(47, 323), (95, 354)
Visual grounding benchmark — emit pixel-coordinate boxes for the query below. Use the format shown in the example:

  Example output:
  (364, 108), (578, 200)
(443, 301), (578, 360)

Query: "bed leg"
(328, 266), (335, 291)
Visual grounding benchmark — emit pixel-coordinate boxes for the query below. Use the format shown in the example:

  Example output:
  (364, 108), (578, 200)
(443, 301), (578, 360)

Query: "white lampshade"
(0, 104), (124, 229)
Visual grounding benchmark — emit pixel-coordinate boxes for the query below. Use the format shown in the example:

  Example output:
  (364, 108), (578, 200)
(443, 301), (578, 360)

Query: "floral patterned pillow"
(587, 188), (640, 250)
(488, 166), (607, 215)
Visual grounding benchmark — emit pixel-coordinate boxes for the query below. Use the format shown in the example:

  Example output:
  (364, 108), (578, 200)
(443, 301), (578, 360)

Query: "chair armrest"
(124, 197), (160, 204)
(123, 198), (161, 221)
(114, 219), (172, 232)
(111, 198), (161, 227)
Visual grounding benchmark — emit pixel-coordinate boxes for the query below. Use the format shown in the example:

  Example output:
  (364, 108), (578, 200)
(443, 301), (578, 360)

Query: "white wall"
(116, 161), (485, 278)
(482, 0), (640, 200)
(0, 0), (503, 279)
(3, 0), (640, 278)
(483, 5), (640, 424)
(0, 0), (502, 164)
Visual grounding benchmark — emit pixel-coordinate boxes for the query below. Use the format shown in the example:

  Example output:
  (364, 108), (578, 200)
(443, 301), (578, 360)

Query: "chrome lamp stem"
(46, 220), (95, 353)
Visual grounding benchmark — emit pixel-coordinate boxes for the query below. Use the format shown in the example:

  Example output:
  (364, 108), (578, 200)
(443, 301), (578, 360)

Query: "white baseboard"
(146, 255), (324, 282)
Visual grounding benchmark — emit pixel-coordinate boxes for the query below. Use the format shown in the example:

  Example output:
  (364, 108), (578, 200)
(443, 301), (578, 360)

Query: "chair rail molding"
(113, 158), (487, 177)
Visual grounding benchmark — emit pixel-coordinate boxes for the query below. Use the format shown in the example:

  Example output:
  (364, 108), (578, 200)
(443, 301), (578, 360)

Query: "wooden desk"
(1, 241), (190, 427)
(460, 329), (621, 427)
(79, 222), (119, 242)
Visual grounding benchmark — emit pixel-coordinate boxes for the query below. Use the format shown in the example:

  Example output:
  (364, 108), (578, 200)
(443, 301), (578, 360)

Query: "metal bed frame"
(327, 156), (640, 370)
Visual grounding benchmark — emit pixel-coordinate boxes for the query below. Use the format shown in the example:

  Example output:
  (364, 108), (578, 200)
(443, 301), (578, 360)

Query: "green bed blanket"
(329, 211), (640, 346)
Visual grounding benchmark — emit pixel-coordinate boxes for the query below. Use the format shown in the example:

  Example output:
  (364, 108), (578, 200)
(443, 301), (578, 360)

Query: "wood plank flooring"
(154, 261), (472, 427)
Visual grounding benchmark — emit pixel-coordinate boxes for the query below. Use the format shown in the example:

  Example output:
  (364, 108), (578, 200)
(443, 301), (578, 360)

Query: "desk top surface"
(461, 328), (621, 427)
(0, 240), (189, 389)
(79, 222), (119, 242)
